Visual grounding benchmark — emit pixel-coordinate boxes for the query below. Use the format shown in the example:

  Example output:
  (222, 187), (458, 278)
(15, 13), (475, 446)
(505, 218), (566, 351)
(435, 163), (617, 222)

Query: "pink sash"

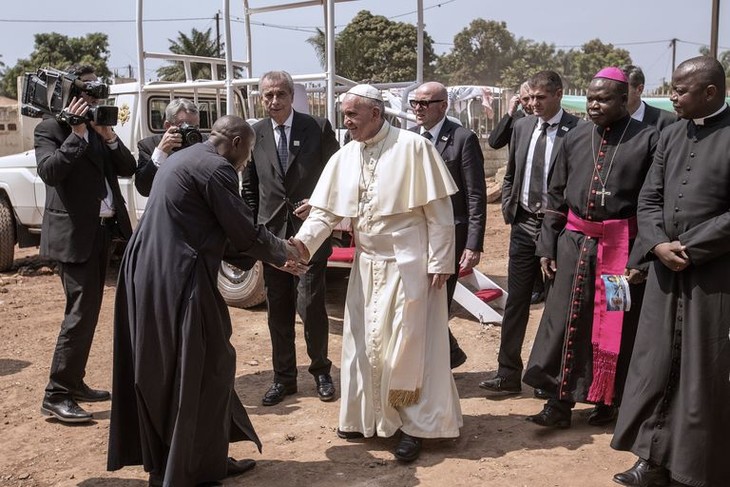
(565, 210), (636, 405)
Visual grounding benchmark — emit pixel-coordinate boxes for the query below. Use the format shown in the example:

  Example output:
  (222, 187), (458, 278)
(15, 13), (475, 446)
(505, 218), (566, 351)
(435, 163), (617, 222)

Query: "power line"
(0, 17), (210, 23)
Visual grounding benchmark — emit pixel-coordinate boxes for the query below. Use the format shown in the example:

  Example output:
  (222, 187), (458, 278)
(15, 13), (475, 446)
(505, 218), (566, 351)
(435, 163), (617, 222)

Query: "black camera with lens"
(20, 68), (119, 126)
(176, 122), (203, 148)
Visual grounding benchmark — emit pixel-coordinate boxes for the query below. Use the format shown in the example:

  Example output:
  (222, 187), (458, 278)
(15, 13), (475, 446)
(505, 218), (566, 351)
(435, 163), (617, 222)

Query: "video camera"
(20, 68), (119, 126)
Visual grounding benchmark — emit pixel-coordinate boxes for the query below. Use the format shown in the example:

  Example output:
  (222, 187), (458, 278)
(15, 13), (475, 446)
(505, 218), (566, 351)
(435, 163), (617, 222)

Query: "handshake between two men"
(279, 237), (311, 276)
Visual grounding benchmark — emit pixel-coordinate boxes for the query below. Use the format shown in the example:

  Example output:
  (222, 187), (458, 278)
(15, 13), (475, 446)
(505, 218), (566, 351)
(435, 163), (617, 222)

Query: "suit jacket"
(241, 110), (339, 262)
(501, 111), (583, 225)
(134, 134), (164, 197)
(35, 117), (136, 263)
(410, 119), (486, 251)
(642, 102), (677, 131)
(487, 109), (526, 150)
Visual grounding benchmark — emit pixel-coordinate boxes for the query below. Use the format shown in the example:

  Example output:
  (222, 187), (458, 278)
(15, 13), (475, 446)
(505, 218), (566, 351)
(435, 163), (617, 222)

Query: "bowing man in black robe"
(107, 116), (301, 487)
(611, 57), (730, 487)
(522, 68), (658, 429)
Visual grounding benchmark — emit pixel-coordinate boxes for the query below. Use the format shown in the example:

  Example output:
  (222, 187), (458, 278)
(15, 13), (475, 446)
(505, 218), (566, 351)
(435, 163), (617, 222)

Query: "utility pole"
(710, 0), (720, 58)
(670, 38), (677, 74)
(215, 12), (221, 58)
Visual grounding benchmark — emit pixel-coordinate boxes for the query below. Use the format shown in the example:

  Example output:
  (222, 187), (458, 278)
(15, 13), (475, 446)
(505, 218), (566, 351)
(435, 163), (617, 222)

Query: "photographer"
(135, 98), (202, 197)
(35, 64), (136, 423)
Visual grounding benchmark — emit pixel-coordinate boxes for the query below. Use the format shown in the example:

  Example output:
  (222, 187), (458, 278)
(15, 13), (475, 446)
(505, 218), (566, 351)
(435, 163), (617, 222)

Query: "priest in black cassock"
(107, 116), (301, 487)
(522, 67), (659, 429)
(611, 56), (730, 487)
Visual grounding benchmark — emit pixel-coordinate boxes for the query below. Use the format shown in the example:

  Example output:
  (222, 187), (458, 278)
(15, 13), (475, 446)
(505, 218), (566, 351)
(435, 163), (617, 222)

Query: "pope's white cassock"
(296, 121), (463, 439)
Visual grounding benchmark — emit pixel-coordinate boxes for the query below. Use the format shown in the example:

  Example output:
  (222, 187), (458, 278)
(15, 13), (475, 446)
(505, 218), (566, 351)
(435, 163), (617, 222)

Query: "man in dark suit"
(35, 64), (137, 423)
(409, 81), (486, 369)
(621, 64), (676, 131)
(480, 71), (582, 396)
(241, 70), (340, 406)
(135, 98), (200, 197)
(487, 81), (532, 150)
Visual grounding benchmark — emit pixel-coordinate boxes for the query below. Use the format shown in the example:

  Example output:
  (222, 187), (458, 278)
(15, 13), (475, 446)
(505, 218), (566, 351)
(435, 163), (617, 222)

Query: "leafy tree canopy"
(0, 32), (111, 99)
(157, 27), (239, 81)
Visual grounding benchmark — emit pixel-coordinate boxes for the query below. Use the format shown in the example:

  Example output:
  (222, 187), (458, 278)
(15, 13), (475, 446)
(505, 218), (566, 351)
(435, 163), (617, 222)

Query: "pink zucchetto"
(593, 67), (629, 83)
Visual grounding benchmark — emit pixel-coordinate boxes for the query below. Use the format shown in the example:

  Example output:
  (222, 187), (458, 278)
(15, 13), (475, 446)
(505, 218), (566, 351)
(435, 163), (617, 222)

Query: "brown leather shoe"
(262, 382), (297, 406)
(613, 458), (670, 486)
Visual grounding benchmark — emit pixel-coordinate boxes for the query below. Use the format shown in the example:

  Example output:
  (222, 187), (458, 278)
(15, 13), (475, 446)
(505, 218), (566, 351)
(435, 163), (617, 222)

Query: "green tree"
(560, 39), (632, 91)
(500, 39), (560, 88)
(436, 19), (517, 85)
(0, 32), (111, 99)
(307, 10), (436, 83)
(157, 27), (238, 81)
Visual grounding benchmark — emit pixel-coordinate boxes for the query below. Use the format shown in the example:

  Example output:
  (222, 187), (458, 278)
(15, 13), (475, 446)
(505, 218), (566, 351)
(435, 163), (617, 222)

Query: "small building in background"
(0, 96), (22, 157)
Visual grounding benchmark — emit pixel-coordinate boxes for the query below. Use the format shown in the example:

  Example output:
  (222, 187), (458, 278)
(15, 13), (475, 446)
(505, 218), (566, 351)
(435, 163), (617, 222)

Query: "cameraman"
(35, 64), (136, 423)
(135, 98), (202, 197)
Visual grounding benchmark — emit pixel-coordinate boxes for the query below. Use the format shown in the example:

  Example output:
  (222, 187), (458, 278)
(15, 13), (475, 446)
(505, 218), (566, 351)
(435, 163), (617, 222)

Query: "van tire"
(217, 260), (266, 309)
(0, 195), (16, 272)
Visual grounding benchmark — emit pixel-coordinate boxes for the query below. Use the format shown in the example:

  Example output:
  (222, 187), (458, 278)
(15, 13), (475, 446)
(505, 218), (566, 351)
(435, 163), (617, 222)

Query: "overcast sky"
(1, 0), (728, 91)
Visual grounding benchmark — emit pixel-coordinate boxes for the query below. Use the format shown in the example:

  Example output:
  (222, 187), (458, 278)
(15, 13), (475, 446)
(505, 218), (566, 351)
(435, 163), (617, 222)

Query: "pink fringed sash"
(565, 210), (636, 405)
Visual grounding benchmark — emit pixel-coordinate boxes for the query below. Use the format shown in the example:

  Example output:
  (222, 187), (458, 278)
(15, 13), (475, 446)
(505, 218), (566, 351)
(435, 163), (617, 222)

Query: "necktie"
(527, 121), (550, 212)
(276, 125), (289, 173)
(422, 131), (433, 141)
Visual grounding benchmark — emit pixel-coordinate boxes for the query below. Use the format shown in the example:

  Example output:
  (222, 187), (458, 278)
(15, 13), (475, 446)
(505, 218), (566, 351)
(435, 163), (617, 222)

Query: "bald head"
(210, 115), (255, 170)
(671, 56), (727, 119)
(412, 81), (449, 130)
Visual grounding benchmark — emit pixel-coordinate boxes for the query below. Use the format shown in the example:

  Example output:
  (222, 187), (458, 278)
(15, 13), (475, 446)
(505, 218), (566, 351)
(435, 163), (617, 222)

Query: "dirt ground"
(0, 204), (638, 487)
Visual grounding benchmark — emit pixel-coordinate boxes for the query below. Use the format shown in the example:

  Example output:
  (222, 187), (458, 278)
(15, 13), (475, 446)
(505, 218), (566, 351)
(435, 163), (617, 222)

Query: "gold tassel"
(388, 388), (421, 408)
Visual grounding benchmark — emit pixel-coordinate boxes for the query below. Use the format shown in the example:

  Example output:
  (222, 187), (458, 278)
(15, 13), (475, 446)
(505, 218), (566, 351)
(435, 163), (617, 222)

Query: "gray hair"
(165, 98), (199, 124)
(260, 70), (295, 95)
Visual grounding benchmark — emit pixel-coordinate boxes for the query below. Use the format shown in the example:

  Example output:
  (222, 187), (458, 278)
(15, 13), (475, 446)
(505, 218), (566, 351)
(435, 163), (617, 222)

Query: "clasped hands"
(652, 240), (690, 272)
(277, 238), (311, 276)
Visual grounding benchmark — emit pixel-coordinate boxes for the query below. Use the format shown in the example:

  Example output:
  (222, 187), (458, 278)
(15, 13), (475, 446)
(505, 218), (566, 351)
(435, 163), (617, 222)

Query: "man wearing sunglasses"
(409, 81), (486, 370)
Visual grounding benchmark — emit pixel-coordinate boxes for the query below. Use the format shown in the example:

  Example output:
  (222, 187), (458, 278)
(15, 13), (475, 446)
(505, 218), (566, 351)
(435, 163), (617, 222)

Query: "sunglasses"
(409, 99), (445, 109)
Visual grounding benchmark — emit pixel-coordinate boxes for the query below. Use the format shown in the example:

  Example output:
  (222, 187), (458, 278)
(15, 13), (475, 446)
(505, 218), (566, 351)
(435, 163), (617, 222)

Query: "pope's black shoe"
(479, 375), (522, 395)
(41, 395), (93, 423)
(588, 403), (618, 426)
(226, 457), (256, 477)
(525, 404), (572, 428)
(336, 428), (364, 440)
(450, 347), (468, 369)
(315, 374), (336, 402)
(394, 432), (422, 463)
(71, 382), (111, 402)
(262, 382), (297, 406)
(613, 458), (670, 486)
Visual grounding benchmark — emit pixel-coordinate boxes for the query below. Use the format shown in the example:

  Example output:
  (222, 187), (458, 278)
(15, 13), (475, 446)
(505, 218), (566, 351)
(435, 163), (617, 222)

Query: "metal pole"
(416, 0), (423, 84)
(222, 0), (234, 114)
(326, 0), (336, 125)
(215, 12), (221, 58)
(710, 0), (720, 58)
(243, 0), (255, 118)
(671, 38), (677, 74)
(135, 0), (146, 143)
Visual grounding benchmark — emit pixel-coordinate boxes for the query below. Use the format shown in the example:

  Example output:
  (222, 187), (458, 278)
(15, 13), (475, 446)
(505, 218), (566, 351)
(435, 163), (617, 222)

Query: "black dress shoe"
(41, 396), (92, 423)
(315, 374), (336, 402)
(148, 473), (163, 487)
(71, 383), (111, 402)
(262, 382), (297, 406)
(226, 457), (256, 477)
(613, 458), (670, 486)
(336, 428), (364, 439)
(525, 404), (571, 428)
(394, 432), (422, 462)
(588, 403), (617, 426)
(479, 376), (522, 395)
(533, 388), (550, 400)
(530, 291), (546, 304)
(450, 347), (468, 369)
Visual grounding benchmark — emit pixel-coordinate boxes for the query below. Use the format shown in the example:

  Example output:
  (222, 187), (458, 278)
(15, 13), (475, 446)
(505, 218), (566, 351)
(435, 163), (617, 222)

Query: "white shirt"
(521, 109), (564, 211)
(420, 116), (447, 142)
(77, 130), (116, 217)
(270, 110), (294, 148)
(630, 101), (647, 122)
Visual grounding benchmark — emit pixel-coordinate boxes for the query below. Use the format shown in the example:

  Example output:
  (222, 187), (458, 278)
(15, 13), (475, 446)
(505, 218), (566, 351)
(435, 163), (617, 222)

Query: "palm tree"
(157, 27), (237, 81)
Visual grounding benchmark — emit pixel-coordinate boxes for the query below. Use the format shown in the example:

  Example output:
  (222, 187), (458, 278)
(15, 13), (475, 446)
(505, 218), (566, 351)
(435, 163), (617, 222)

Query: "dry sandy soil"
(0, 204), (638, 487)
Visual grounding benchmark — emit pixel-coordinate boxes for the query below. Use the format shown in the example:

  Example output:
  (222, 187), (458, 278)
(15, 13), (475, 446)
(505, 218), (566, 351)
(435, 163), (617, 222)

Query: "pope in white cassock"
(291, 84), (463, 463)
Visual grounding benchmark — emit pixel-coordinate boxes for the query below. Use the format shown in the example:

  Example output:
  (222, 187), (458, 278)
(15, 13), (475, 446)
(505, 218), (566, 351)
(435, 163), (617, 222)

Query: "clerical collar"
(693, 103), (728, 126)
(421, 116), (446, 141)
(363, 121), (390, 146)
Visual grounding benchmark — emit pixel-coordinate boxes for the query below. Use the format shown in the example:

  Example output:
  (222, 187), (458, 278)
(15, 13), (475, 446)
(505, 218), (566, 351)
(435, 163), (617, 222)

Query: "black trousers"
(263, 258), (332, 385)
(445, 223), (469, 351)
(497, 207), (544, 381)
(46, 223), (111, 398)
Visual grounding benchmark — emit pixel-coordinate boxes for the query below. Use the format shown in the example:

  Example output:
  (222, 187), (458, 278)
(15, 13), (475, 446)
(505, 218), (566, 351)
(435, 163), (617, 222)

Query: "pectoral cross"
(597, 186), (612, 206)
